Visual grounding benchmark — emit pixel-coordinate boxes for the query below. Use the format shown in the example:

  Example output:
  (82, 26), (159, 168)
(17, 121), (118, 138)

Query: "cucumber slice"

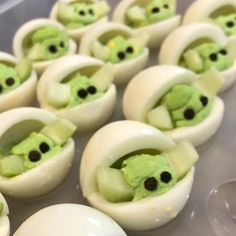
(183, 49), (203, 73)
(147, 105), (173, 130)
(194, 68), (223, 96)
(163, 140), (198, 180)
(0, 155), (24, 177)
(46, 83), (71, 108)
(41, 119), (76, 146)
(15, 58), (32, 82)
(126, 6), (146, 23)
(96, 166), (134, 203)
(90, 64), (114, 91)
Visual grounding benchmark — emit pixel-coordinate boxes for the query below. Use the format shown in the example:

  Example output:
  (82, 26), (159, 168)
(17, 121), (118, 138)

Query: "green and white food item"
(57, 1), (110, 29)
(23, 26), (69, 62)
(96, 141), (198, 202)
(126, 0), (176, 28)
(0, 118), (76, 177)
(214, 14), (236, 36)
(0, 59), (32, 95)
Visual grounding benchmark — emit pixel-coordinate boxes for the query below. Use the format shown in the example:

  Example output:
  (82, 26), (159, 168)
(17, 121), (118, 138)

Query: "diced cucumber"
(96, 166), (134, 203)
(126, 6), (146, 23)
(194, 68), (223, 96)
(41, 118), (76, 146)
(0, 155), (24, 177)
(163, 140), (198, 180)
(147, 105), (173, 130)
(15, 58), (32, 82)
(183, 49), (203, 73)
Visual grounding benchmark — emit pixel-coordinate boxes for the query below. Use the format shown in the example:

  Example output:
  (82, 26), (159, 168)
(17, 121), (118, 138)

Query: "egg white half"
(0, 192), (10, 236)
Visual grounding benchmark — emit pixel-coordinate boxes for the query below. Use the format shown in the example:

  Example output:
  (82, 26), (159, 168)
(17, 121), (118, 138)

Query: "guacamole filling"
(0, 119), (76, 177)
(214, 13), (236, 36)
(125, 0), (175, 28)
(0, 59), (32, 95)
(23, 26), (69, 62)
(180, 43), (233, 73)
(57, 1), (110, 29)
(96, 141), (198, 202)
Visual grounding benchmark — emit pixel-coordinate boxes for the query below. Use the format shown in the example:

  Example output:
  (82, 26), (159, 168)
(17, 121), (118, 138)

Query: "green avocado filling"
(57, 1), (110, 29)
(214, 13), (236, 36)
(180, 43), (233, 73)
(0, 119), (76, 177)
(23, 26), (69, 62)
(96, 141), (198, 202)
(125, 0), (175, 28)
(147, 85), (212, 130)
(0, 59), (32, 95)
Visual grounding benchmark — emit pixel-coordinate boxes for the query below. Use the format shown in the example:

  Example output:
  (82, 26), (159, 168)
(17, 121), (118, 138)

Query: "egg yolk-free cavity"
(126, 0), (175, 28)
(23, 26), (69, 62)
(180, 43), (233, 73)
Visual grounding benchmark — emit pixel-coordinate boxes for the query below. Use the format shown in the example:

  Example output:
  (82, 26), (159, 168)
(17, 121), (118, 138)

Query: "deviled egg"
(113, 0), (181, 48)
(0, 192), (10, 236)
(123, 65), (224, 147)
(37, 55), (116, 131)
(13, 19), (77, 75)
(183, 0), (236, 43)
(0, 107), (76, 199)
(159, 23), (236, 91)
(14, 204), (126, 236)
(79, 22), (149, 84)
(50, 0), (110, 41)
(0, 52), (37, 112)
(80, 120), (198, 230)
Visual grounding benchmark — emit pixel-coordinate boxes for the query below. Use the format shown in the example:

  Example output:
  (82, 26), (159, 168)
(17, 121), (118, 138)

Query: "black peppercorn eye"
(219, 49), (227, 55)
(28, 150), (41, 162)
(39, 142), (50, 154)
(209, 53), (218, 62)
(200, 96), (208, 106)
(184, 108), (195, 120)
(152, 7), (160, 14)
(160, 171), (172, 183)
(126, 46), (134, 53)
(117, 52), (126, 60)
(6, 77), (15, 86)
(226, 21), (234, 28)
(88, 9), (94, 15)
(77, 88), (88, 99)
(79, 10), (85, 16)
(48, 45), (57, 54)
(164, 4), (169, 9)
(144, 177), (158, 191)
(0, 85), (2, 94)
(87, 85), (97, 94)
(60, 42), (65, 48)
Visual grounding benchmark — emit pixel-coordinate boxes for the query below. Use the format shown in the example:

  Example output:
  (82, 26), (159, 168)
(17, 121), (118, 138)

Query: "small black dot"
(39, 142), (50, 153)
(0, 85), (2, 94)
(152, 7), (160, 13)
(160, 171), (172, 183)
(60, 42), (65, 48)
(117, 52), (126, 60)
(219, 49), (227, 55)
(126, 46), (134, 53)
(88, 9), (94, 15)
(77, 89), (88, 99)
(6, 77), (15, 86)
(184, 108), (195, 120)
(48, 45), (57, 54)
(79, 10), (85, 16)
(209, 53), (218, 62)
(28, 150), (41, 162)
(164, 4), (169, 9)
(144, 177), (158, 191)
(226, 21), (234, 28)
(200, 96), (208, 106)
(87, 86), (97, 94)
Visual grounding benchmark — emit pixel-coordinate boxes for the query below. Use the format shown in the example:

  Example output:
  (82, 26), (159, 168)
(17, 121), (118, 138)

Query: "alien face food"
(57, 1), (110, 29)
(80, 121), (198, 230)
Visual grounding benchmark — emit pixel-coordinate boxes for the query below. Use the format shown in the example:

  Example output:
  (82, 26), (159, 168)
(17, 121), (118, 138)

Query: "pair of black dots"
(0, 77), (15, 94)
(28, 142), (50, 162)
(209, 49), (227, 62)
(78, 9), (94, 16)
(151, 4), (169, 14)
(48, 41), (65, 54)
(117, 46), (134, 61)
(77, 85), (97, 99)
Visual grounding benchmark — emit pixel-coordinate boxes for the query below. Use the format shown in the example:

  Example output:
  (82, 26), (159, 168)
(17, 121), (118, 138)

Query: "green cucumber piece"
(163, 140), (198, 180)
(96, 166), (134, 203)
(183, 49), (203, 73)
(41, 119), (76, 146)
(0, 155), (24, 177)
(126, 6), (146, 23)
(147, 105), (173, 130)
(15, 58), (32, 82)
